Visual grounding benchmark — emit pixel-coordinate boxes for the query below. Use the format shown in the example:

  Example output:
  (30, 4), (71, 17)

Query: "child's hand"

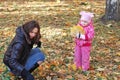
(76, 33), (81, 38)
(76, 33), (85, 40)
(80, 34), (85, 40)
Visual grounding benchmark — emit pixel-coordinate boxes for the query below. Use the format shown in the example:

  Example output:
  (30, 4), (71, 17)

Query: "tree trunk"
(101, 0), (120, 22)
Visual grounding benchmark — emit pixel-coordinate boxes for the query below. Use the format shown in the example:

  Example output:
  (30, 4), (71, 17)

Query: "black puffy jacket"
(3, 26), (40, 76)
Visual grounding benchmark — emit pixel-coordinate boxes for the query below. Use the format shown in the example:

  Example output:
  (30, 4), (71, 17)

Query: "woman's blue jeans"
(24, 48), (45, 71)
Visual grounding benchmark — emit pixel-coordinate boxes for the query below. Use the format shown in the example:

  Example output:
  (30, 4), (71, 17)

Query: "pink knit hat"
(80, 11), (94, 22)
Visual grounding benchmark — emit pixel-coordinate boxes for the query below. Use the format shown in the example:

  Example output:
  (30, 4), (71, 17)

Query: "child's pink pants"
(74, 44), (91, 71)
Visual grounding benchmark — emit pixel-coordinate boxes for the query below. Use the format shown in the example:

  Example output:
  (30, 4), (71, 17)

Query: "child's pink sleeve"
(85, 26), (94, 41)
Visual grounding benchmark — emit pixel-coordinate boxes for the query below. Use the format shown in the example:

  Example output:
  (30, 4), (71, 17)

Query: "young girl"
(74, 11), (95, 71)
(3, 20), (45, 80)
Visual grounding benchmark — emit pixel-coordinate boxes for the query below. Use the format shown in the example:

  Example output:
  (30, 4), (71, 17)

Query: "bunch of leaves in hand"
(70, 25), (85, 36)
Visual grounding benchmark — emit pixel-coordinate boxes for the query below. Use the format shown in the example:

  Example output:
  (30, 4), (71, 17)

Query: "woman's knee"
(40, 53), (45, 61)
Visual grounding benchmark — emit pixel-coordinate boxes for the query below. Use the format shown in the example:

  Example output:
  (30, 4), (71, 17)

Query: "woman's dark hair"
(23, 20), (41, 44)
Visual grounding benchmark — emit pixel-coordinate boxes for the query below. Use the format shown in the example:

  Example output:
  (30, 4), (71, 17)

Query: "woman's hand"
(37, 41), (41, 48)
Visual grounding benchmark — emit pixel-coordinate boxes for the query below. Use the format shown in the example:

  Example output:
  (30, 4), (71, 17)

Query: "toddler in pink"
(74, 11), (95, 71)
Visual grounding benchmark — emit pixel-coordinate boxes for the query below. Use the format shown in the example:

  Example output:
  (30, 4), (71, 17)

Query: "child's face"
(80, 20), (89, 27)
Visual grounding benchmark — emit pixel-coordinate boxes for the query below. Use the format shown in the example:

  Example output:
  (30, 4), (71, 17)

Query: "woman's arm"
(9, 43), (24, 75)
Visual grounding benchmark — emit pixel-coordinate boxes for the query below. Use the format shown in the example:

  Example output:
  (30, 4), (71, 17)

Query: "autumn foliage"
(0, 0), (120, 80)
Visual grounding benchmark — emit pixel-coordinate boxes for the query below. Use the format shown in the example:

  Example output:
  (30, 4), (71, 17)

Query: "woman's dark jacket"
(3, 26), (41, 76)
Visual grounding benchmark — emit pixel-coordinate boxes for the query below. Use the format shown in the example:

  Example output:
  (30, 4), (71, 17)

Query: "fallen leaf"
(66, 75), (73, 79)
(116, 52), (120, 56)
(97, 67), (105, 71)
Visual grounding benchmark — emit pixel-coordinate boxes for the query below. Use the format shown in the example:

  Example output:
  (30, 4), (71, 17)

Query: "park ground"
(0, 0), (120, 80)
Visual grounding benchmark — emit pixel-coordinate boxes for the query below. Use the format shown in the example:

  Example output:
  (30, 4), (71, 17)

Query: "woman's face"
(29, 28), (38, 39)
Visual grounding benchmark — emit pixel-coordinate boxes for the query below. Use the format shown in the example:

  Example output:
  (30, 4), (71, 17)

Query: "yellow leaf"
(71, 64), (77, 71)
(114, 58), (120, 62)
(71, 25), (85, 36)
(65, 40), (69, 44)
(116, 52), (120, 56)
(96, 73), (101, 77)
(62, 32), (67, 36)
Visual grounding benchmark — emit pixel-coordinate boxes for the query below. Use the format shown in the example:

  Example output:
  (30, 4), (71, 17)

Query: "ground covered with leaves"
(0, 0), (120, 80)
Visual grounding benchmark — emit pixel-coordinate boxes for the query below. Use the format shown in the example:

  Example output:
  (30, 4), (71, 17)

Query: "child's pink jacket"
(74, 21), (94, 71)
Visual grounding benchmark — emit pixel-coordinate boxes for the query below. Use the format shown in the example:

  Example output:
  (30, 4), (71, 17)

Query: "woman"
(3, 20), (45, 80)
